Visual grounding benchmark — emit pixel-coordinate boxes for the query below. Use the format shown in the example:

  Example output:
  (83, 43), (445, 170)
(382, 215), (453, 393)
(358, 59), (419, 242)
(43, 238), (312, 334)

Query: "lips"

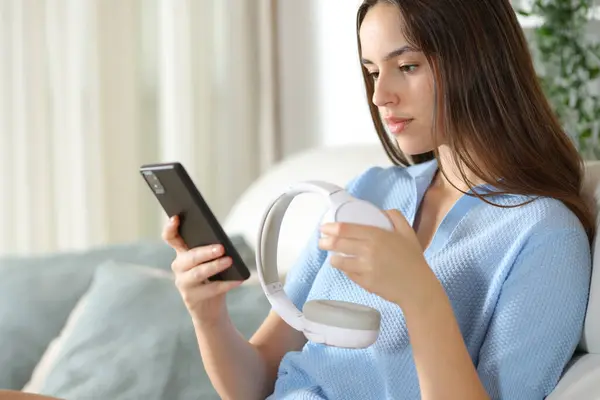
(384, 116), (413, 135)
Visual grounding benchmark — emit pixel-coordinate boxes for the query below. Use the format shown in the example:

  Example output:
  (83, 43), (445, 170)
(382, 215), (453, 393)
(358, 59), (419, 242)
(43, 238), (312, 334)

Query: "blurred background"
(0, 0), (598, 256)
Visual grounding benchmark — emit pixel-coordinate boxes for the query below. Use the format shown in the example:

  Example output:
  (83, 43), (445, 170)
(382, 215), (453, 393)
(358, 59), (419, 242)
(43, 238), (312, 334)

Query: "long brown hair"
(356, 0), (596, 241)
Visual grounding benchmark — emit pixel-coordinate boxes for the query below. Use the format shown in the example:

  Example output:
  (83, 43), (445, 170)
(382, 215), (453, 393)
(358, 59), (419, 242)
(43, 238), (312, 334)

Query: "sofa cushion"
(22, 260), (270, 400)
(579, 161), (600, 354)
(0, 240), (175, 390)
(549, 354), (600, 399)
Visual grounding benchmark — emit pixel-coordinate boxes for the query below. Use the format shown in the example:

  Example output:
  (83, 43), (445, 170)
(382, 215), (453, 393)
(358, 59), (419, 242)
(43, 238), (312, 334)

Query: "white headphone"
(255, 180), (394, 349)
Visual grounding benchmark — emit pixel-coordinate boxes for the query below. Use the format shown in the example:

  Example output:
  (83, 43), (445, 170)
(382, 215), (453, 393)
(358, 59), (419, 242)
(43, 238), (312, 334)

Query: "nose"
(372, 74), (399, 108)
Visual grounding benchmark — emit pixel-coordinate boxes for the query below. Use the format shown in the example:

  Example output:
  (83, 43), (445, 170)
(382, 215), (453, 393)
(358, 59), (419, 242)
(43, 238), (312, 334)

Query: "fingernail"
(219, 257), (230, 266)
(212, 245), (221, 253)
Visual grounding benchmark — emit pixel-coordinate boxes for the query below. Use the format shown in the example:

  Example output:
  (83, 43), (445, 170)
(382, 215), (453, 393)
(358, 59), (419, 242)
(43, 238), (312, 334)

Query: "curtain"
(0, 0), (280, 256)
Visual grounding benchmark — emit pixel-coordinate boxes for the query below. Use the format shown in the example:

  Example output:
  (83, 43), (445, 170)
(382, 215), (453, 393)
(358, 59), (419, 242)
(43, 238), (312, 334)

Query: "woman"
(163, 1), (594, 399)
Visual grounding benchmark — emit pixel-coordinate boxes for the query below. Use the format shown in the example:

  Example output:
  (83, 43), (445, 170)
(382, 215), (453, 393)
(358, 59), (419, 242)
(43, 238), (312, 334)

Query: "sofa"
(0, 143), (598, 399)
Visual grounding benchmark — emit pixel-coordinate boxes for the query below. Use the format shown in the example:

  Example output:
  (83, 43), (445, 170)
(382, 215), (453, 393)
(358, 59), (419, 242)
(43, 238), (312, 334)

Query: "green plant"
(516, 0), (600, 159)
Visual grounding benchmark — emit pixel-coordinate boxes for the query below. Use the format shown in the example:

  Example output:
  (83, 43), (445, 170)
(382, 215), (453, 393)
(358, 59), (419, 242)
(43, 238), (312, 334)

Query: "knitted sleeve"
(476, 227), (592, 399)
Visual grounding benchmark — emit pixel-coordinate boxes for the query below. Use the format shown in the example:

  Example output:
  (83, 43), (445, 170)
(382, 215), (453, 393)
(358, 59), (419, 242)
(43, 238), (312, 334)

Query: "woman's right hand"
(162, 215), (243, 325)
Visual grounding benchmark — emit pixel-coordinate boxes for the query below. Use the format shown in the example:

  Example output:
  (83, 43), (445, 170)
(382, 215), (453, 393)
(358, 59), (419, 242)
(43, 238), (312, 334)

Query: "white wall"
(312, 0), (378, 148)
(277, 0), (377, 158)
(277, 0), (600, 158)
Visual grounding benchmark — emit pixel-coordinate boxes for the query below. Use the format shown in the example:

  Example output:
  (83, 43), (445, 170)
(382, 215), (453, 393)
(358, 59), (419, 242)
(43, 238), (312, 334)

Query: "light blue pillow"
(0, 240), (175, 390)
(34, 260), (270, 400)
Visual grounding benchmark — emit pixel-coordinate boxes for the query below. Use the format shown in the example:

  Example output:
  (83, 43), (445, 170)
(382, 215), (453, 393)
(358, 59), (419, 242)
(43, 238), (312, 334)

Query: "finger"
(318, 235), (366, 257)
(320, 222), (381, 240)
(172, 244), (225, 273)
(180, 280), (243, 306)
(175, 256), (233, 288)
(328, 253), (363, 274)
(384, 209), (411, 232)
(162, 216), (188, 253)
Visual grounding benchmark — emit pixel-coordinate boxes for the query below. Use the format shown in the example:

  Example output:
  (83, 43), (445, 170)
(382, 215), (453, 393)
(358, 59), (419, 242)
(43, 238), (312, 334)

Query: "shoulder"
(497, 195), (592, 282)
(342, 165), (409, 208)
(499, 195), (589, 241)
(456, 192), (591, 278)
(344, 166), (401, 191)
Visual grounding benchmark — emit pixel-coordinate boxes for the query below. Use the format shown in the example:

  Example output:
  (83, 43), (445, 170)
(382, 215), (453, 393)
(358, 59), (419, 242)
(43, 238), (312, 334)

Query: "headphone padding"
(303, 299), (381, 331)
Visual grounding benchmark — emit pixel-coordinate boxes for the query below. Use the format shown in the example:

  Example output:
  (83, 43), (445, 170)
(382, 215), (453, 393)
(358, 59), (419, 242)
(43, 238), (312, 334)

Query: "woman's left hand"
(318, 209), (435, 307)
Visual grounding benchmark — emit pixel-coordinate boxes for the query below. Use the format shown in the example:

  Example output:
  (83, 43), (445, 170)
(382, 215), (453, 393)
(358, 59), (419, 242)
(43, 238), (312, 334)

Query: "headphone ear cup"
(334, 200), (393, 231)
(303, 299), (381, 331)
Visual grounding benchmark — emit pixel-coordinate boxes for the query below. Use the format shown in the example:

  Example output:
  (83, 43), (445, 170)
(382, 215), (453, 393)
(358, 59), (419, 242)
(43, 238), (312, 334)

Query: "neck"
(433, 145), (485, 193)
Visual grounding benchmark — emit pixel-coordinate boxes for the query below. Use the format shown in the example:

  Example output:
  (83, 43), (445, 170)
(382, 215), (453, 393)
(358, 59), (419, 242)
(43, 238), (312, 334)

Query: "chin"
(393, 137), (434, 157)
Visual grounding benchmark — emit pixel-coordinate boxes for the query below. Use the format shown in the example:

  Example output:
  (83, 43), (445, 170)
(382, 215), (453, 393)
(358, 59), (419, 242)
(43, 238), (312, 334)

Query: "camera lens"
(143, 171), (165, 194)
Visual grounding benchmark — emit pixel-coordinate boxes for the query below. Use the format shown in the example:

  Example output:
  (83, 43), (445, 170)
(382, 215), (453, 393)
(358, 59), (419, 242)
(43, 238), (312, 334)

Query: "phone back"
(140, 162), (250, 281)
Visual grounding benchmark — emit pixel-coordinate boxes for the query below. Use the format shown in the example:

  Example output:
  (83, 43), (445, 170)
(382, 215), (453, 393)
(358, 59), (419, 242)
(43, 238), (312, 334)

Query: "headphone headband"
(255, 181), (345, 329)
(255, 180), (390, 348)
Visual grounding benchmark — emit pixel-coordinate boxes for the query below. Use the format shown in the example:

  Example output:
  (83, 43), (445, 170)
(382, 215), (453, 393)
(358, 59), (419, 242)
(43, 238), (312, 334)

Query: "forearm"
(193, 315), (273, 400)
(402, 270), (490, 400)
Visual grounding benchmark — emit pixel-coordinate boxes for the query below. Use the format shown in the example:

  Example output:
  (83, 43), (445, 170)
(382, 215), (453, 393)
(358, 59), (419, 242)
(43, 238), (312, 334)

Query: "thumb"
(384, 209), (411, 232)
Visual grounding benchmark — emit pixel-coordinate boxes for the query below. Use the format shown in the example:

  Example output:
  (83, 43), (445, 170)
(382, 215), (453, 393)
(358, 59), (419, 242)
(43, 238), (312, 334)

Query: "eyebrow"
(360, 45), (418, 65)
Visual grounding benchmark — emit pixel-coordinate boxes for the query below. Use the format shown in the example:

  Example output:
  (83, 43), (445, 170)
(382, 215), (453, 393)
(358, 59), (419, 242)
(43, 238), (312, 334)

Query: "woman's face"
(359, 2), (437, 155)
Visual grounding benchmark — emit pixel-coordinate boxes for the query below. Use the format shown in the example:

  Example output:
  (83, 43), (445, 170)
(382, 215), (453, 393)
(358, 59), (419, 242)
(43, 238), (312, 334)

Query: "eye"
(367, 71), (380, 80)
(399, 64), (418, 73)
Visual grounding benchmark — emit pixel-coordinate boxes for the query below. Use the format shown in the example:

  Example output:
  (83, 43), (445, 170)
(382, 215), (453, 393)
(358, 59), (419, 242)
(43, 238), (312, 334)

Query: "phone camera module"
(143, 171), (165, 194)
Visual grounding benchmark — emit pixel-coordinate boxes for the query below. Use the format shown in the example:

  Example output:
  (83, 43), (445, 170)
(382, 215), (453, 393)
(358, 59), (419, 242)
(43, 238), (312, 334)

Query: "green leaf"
(581, 128), (592, 139)
(537, 26), (554, 36)
(515, 0), (600, 159)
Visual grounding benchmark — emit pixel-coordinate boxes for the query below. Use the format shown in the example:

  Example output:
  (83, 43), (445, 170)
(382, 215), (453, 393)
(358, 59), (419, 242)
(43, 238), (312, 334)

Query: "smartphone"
(140, 162), (251, 282)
